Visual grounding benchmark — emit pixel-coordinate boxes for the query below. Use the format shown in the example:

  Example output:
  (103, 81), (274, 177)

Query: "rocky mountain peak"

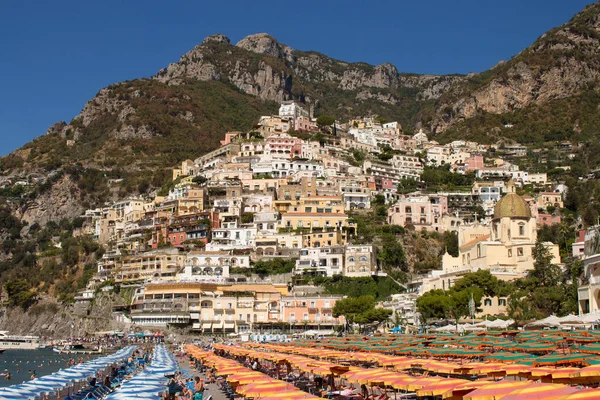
(235, 33), (294, 61)
(202, 33), (231, 45)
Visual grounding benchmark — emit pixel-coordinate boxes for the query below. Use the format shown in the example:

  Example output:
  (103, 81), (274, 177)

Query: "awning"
(213, 321), (224, 329)
(192, 323), (201, 329)
(202, 291), (214, 297)
(202, 322), (212, 329)
(224, 322), (235, 329)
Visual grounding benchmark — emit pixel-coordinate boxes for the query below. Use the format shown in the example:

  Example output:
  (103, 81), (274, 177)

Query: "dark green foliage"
(442, 231), (459, 257)
(251, 259), (296, 276)
(241, 213), (255, 224)
(332, 295), (392, 332)
(316, 115), (335, 127)
(4, 279), (36, 309)
(377, 233), (407, 272)
(312, 275), (402, 301)
(420, 165), (475, 192)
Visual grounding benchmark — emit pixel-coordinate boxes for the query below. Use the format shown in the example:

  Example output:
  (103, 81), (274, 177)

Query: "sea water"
(0, 347), (100, 387)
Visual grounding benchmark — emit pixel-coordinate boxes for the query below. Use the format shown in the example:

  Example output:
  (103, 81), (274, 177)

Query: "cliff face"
(431, 3), (600, 134)
(0, 293), (128, 338)
(155, 32), (463, 110)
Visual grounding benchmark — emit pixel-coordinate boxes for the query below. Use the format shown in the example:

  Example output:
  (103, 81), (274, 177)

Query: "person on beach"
(193, 376), (204, 400)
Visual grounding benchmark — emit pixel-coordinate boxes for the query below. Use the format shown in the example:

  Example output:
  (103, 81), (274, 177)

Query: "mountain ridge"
(1, 2), (600, 228)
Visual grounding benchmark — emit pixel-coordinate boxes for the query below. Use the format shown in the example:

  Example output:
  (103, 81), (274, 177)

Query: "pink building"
(388, 195), (448, 232)
(266, 134), (303, 159)
(537, 213), (561, 226)
(464, 155), (484, 172)
(381, 178), (395, 190)
(294, 115), (318, 132)
(281, 295), (345, 329)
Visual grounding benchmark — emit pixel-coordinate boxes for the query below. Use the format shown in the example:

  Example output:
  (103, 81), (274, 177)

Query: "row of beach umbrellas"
(238, 342), (600, 399)
(0, 346), (137, 400)
(186, 344), (321, 399)
(105, 344), (177, 400)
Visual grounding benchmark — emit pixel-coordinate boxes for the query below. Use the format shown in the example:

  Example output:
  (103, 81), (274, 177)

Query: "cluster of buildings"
(74, 101), (573, 331)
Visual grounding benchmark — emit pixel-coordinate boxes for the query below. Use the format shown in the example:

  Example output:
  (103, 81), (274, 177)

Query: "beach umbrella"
(239, 382), (296, 397)
(257, 392), (321, 399)
(442, 381), (495, 399)
(558, 388), (600, 399)
(416, 379), (470, 397)
(463, 381), (536, 400)
(575, 365), (600, 378)
(500, 383), (579, 400)
(405, 377), (445, 392)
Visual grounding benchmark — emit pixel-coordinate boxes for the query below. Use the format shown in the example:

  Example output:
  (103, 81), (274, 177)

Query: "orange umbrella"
(500, 383), (579, 400)
(558, 388), (600, 399)
(386, 375), (419, 390)
(463, 381), (535, 400)
(442, 381), (494, 399)
(258, 392), (321, 399)
(405, 377), (446, 392)
(575, 365), (600, 378)
(416, 379), (470, 397)
(239, 382), (296, 397)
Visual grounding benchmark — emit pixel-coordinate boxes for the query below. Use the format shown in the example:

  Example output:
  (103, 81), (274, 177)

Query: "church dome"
(493, 193), (531, 219)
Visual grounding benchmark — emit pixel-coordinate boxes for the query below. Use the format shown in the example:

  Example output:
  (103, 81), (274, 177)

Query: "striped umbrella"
(557, 388), (600, 399)
(416, 378), (470, 397)
(500, 383), (579, 399)
(463, 381), (535, 400)
(442, 381), (496, 399)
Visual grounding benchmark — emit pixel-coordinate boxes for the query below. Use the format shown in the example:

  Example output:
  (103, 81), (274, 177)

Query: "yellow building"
(413, 188), (560, 317)
(115, 249), (186, 283)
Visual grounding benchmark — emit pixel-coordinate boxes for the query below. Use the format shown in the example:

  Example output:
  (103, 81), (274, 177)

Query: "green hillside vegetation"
(5, 79), (277, 200)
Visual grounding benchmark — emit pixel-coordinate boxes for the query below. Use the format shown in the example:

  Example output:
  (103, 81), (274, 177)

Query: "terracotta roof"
(460, 234), (490, 251)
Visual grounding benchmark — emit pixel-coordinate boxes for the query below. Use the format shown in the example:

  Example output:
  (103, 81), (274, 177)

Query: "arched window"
(359, 256), (367, 262)
(484, 298), (492, 306)
(348, 257), (355, 262)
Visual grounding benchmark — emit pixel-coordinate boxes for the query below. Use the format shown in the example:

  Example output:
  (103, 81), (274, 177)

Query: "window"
(517, 247), (524, 256)
(508, 249), (512, 257)
(518, 223), (525, 236)
(305, 207), (312, 212)
(484, 299), (492, 306)
(499, 299), (507, 306)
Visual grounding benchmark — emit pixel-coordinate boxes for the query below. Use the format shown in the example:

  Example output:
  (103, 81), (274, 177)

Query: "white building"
(295, 247), (345, 277)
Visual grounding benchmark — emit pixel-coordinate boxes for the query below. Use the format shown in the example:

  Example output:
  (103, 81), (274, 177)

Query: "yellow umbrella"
(558, 388), (600, 399)
(500, 383), (579, 400)
(416, 379), (470, 397)
(463, 381), (536, 400)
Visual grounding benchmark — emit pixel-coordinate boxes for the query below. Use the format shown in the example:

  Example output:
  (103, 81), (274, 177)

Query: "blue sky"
(0, 0), (594, 156)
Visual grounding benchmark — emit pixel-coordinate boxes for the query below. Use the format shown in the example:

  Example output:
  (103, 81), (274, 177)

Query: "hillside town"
(62, 100), (593, 335)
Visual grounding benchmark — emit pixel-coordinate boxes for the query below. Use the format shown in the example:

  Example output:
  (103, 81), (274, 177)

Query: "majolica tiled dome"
(493, 193), (531, 219)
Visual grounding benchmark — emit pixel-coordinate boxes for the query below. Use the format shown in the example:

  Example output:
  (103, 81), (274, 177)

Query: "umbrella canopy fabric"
(500, 383), (579, 399)
(463, 381), (535, 400)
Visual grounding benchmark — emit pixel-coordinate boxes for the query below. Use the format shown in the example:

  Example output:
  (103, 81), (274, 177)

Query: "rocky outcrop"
(235, 33), (295, 64)
(431, 3), (600, 132)
(0, 293), (129, 338)
(17, 174), (85, 227)
(154, 32), (462, 107)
